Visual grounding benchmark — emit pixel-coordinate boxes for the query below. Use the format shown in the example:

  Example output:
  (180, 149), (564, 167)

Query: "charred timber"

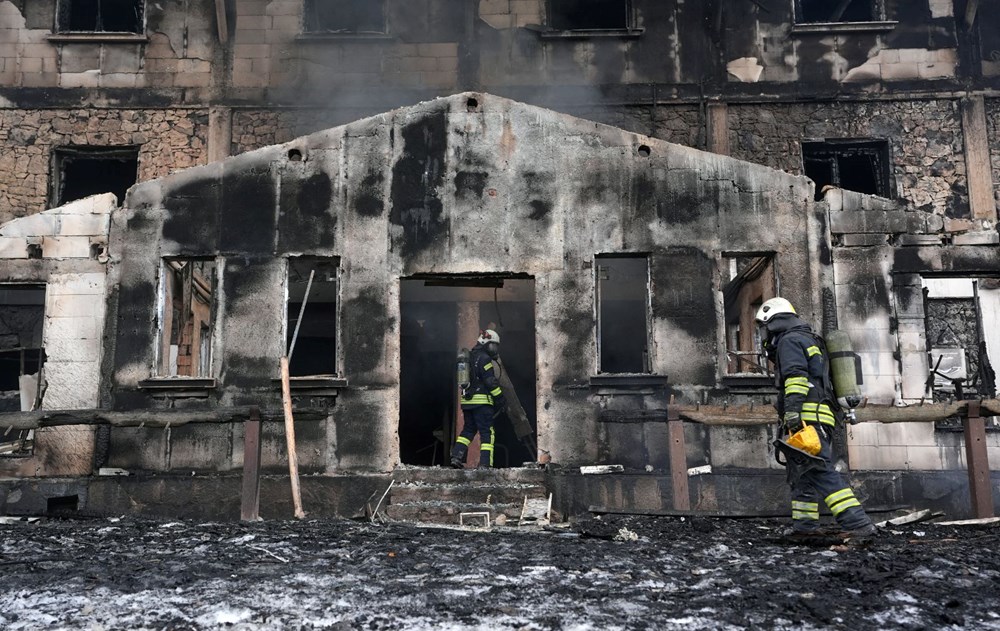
(663, 400), (1000, 425)
(0, 408), (329, 430)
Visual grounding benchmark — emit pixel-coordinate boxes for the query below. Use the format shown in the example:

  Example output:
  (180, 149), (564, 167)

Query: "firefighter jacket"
(460, 345), (505, 410)
(767, 316), (838, 427)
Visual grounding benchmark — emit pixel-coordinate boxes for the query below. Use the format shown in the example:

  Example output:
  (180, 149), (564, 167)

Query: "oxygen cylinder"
(825, 330), (862, 409)
(456, 348), (470, 390)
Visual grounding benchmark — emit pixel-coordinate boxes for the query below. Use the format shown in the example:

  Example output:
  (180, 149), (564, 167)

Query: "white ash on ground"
(1, 514), (998, 630)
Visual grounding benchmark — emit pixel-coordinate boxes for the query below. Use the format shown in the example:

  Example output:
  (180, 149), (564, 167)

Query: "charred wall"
(729, 100), (969, 220)
(102, 93), (826, 473)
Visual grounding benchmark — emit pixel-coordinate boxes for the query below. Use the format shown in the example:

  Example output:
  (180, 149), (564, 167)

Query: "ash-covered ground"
(1, 514), (998, 630)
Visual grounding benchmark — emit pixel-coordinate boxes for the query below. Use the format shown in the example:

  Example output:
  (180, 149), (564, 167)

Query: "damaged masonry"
(0, 92), (997, 523)
(0, 0), (1000, 627)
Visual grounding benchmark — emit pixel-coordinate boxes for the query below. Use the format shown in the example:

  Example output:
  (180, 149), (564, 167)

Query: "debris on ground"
(1, 514), (998, 630)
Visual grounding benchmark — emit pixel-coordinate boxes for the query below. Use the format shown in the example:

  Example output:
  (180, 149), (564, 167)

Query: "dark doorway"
(399, 276), (536, 468)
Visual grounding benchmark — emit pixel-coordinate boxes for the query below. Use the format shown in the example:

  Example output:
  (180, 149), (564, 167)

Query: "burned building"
(0, 1), (998, 520)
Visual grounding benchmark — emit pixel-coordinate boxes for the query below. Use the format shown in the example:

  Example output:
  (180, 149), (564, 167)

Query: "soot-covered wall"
(105, 93), (826, 472)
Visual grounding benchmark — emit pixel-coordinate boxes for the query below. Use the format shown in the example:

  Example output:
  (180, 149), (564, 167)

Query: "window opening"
(922, 278), (999, 429)
(57, 0), (144, 33)
(0, 285), (46, 456)
(722, 254), (775, 376)
(548, 0), (630, 30)
(796, 0), (881, 23)
(157, 259), (216, 377)
(52, 146), (139, 207)
(596, 255), (649, 373)
(286, 258), (339, 377)
(802, 139), (891, 201)
(303, 0), (386, 33)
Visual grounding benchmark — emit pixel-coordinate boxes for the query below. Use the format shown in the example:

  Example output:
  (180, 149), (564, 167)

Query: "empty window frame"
(795, 0), (883, 24)
(286, 258), (339, 377)
(802, 140), (891, 201)
(303, 0), (386, 34)
(722, 254), (776, 375)
(596, 255), (650, 373)
(51, 146), (139, 207)
(157, 259), (217, 378)
(923, 278), (998, 402)
(0, 285), (46, 455)
(56, 0), (145, 33)
(548, 0), (631, 30)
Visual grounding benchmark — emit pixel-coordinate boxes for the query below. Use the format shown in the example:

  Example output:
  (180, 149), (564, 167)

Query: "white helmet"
(477, 329), (500, 345)
(755, 297), (796, 324)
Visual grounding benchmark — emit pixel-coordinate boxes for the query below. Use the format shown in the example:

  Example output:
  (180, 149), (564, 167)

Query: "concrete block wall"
(843, 48), (959, 83)
(230, 1), (462, 91)
(0, 1), (217, 90)
(0, 109), (209, 222)
(729, 100), (968, 220)
(0, 194), (114, 477)
(849, 421), (1000, 472)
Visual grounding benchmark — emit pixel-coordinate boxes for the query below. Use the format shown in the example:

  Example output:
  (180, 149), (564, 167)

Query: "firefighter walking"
(450, 329), (506, 469)
(755, 297), (877, 540)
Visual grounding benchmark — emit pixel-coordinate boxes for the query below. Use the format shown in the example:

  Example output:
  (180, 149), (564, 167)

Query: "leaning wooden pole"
(280, 356), (306, 519)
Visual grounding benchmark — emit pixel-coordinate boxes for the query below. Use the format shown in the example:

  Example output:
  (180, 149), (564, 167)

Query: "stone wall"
(0, 109), (209, 222)
(729, 99), (969, 219)
(987, 98), (1000, 215)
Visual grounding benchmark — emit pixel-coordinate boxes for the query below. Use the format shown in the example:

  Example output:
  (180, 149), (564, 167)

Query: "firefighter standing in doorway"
(450, 329), (506, 469)
(755, 297), (877, 540)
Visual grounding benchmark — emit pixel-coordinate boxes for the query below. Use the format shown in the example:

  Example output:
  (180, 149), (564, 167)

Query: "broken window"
(596, 255), (649, 373)
(51, 147), (139, 207)
(0, 285), (46, 455)
(157, 259), (216, 378)
(548, 0), (631, 30)
(56, 0), (145, 33)
(802, 140), (891, 201)
(286, 258), (339, 376)
(303, 0), (386, 33)
(923, 278), (998, 404)
(721, 254), (776, 375)
(796, 0), (882, 23)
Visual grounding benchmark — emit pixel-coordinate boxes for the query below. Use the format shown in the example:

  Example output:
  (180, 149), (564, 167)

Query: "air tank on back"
(826, 330), (863, 410)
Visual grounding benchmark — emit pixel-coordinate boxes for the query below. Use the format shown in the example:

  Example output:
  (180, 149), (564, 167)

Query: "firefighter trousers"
(789, 423), (872, 532)
(451, 405), (496, 468)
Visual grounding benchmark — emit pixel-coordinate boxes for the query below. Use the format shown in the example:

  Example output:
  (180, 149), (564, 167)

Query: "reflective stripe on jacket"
(461, 347), (504, 409)
(774, 325), (837, 426)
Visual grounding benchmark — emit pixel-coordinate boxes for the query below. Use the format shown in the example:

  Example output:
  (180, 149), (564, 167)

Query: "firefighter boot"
(450, 442), (468, 469)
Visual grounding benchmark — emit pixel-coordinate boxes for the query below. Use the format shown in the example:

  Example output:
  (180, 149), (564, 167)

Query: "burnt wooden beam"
(667, 402), (690, 511)
(0, 407), (329, 430)
(215, 0), (229, 43)
(965, 0), (979, 28)
(241, 407), (262, 522)
(963, 401), (994, 519)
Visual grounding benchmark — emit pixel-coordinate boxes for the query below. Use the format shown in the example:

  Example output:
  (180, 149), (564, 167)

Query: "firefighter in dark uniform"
(450, 329), (506, 469)
(756, 297), (876, 539)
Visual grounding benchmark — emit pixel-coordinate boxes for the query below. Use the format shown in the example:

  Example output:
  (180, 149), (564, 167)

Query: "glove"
(783, 412), (803, 434)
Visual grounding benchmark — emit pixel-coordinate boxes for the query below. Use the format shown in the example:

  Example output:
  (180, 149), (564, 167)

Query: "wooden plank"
(960, 96), (995, 221)
(0, 407), (327, 430)
(241, 406), (262, 522)
(215, 0), (229, 43)
(667, 404), (690, 511)
(963, 401), (994, 519)
(280, 357), (306, 519)
(706, 103), (729, 156)
(965, 0), (979, 27)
